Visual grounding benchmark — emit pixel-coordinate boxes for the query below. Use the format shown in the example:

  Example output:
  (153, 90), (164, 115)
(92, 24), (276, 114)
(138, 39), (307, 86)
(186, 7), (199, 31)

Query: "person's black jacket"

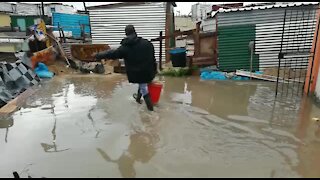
(95, 34), (157, 84)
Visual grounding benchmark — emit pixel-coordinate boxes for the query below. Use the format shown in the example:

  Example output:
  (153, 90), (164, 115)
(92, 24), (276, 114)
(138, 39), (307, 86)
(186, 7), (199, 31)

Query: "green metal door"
(17, 18), (26, 31)
(218, 24), (259, 72)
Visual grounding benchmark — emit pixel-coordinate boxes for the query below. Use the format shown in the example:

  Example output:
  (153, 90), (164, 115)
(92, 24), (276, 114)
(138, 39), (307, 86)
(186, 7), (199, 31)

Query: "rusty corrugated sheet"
(31, 46), (56, 69)
(70, 44), (110, 62)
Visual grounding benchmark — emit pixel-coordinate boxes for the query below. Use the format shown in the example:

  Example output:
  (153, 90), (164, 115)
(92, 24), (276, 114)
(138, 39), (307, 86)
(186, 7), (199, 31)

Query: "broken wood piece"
(45, 33), (71, 67)
(0, 88), (36, 115)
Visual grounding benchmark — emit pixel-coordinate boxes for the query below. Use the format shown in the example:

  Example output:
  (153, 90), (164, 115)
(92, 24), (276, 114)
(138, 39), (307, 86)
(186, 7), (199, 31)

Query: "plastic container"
(148, 82), (163, 104)
(169, 48), (186, 67)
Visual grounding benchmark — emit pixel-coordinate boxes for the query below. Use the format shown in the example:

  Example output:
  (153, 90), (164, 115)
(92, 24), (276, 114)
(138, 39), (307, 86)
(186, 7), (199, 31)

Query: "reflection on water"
(0, 116), (13, 143)
(0, 75), (320, 177)
(97, 110), (159, 178)
(40, 103), (69, 153)
(162, 77), (320, 177)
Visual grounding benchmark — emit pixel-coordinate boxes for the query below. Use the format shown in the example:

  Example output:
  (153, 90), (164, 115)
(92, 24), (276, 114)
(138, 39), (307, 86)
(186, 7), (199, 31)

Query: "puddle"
(0, 75), (320, 177)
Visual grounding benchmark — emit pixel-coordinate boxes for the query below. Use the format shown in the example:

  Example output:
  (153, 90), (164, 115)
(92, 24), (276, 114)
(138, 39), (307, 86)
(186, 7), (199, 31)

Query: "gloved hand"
(92, 52), (98, 60)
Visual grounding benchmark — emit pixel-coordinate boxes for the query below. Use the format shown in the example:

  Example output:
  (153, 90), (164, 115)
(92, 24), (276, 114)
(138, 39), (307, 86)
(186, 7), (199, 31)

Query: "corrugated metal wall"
(88, 2), (166, 61)
(52, 13), (90, 38)
(217, 5), (318, 71)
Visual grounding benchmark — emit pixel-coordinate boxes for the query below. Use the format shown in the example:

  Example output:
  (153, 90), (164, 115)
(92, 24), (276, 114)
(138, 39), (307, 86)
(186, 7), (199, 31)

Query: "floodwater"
(0, 74), (320, 178)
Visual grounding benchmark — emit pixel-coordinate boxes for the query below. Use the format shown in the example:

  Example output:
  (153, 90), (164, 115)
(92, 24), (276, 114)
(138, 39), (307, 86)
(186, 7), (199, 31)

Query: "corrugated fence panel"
(52, 13), (90, 38)
(89, 2), (166, 61)
(217, 5), (318, 71)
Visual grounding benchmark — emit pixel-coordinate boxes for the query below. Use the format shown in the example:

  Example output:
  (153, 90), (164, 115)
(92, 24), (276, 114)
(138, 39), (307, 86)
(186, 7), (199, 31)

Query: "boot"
(133, 89), (142, 104)
(143, 93), (154, 111)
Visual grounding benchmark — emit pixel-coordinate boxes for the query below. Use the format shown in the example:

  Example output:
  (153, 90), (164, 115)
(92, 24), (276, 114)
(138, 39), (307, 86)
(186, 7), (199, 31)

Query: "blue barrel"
(169, 48), (186, 67)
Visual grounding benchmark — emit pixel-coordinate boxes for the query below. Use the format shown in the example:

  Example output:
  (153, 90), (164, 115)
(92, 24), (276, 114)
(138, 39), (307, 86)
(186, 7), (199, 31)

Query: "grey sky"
(22, 2), (260, 15)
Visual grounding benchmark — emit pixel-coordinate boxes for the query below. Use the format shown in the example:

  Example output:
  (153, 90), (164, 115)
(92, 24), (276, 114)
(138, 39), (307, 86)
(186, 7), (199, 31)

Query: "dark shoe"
(133, 89), (142, 104)
(143, 93), (154, 111)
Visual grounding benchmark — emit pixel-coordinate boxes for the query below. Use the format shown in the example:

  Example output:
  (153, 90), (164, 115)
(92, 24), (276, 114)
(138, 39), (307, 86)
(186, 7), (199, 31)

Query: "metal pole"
(250, 48), (253, 80)
(159, 31), (163, 71)
(61, 27), (66, 43)
(84, 2), (92, 39)
(58, 22), (61, 41)
(83, 2), (88, 13)
(275, 9), (287, 97)
(41, 2), (45, 19)
(249, 41), (254, 80)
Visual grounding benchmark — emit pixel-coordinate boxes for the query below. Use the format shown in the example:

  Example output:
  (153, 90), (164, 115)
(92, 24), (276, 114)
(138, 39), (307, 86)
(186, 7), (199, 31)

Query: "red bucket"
(148, 82), (163, 104)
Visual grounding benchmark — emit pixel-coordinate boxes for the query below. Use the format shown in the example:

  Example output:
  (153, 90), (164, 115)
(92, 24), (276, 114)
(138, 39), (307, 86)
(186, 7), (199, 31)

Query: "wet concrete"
(0, 75), (320, 178)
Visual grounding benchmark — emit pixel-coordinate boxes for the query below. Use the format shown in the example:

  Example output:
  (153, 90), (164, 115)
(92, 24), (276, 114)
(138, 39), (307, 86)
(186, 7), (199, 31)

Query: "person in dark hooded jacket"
(93, 25), (157, 111)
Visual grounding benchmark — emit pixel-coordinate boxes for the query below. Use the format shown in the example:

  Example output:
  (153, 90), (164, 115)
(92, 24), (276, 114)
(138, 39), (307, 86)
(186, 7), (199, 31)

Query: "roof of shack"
(211, 2), (319, 17)
(87, 2), (176, 10)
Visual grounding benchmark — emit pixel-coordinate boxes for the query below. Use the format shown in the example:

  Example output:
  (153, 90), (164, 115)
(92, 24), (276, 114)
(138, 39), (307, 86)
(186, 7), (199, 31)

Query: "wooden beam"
(159, 31), (163, 71)
(41, 2), (45, 19)
(0, 88), (36, 115)
(83, 2), (88, 14)
(150, 29), (194, 42)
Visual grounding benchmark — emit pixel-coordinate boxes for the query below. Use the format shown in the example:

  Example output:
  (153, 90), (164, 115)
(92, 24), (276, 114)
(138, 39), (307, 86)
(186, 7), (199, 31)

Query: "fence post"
(60, 26), (66, 43)
(159, 31), (163, 71)
(58, 22), (62, 42)
(81, 24), (85, 43)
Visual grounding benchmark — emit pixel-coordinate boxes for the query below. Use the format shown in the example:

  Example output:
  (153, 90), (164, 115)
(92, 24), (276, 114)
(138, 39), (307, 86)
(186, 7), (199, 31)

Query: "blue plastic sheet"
(200, 71), (227, 80)
(200, 70), (251, 81)
(35, 63), (54, 78)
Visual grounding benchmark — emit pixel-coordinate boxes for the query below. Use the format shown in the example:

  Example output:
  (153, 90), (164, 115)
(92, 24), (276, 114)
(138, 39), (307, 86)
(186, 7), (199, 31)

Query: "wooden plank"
(0, 88), (36, 115)
(192, 56), (216, 66)
(45, 33), (71, 66)
(235, 70), (304, 83)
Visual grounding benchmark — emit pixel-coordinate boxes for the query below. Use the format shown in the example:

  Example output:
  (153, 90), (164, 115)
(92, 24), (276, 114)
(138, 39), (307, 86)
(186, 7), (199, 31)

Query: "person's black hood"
(121, 34), (141, 46)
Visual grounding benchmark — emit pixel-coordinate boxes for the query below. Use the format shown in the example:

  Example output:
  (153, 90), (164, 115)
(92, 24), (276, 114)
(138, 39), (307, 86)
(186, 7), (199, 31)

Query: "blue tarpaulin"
(35, 63), (54, 78)
(201, 71), (227, 80)
(200, 69), (250, 81)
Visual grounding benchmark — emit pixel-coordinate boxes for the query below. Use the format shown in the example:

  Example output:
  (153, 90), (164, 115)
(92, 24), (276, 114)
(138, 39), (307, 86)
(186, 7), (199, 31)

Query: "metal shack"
(52, 12), (90, 38)
(87, 2), (176, 62)
(213, 2), (319, 72)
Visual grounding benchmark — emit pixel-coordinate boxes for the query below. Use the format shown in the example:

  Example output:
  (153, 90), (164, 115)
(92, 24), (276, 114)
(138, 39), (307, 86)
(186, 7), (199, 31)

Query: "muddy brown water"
(0, 75), (320, 178)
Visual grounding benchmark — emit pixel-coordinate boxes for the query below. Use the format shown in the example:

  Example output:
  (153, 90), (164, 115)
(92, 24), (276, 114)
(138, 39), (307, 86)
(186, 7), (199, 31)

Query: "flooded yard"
(0, 75), (320, 178)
